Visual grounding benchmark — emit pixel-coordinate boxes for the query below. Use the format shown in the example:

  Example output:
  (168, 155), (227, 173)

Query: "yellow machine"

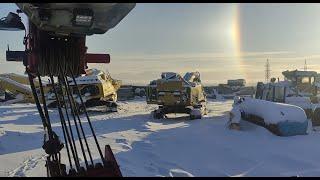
(0, 73), (39, 86)
(46, 69), (121, 113)
(0, 69), (121, 113)
(0, 73), (51, 103)
(0, 75), (34, 103)
(146, 72), (207, 120)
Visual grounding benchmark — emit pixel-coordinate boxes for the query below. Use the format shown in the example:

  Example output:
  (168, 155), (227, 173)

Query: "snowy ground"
(1, 97), (320, 177)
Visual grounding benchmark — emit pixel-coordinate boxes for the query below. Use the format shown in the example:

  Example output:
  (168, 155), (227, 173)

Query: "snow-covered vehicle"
(230, 97), (308, 136)
(46, 68), (121, 113)
(146, 72), (207, 120)
(255, 70), (320, 126)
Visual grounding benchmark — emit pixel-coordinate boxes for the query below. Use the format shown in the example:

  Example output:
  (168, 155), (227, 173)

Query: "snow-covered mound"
(235, 97), (307, 124)
(232, 97), (308, 136)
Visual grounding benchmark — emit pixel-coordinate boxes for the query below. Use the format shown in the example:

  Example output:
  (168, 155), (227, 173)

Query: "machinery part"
(190, 108), (202, 120)
(0, 72), (40, 87)
(4, 91), (16, 101)
(73, 98), (118, 114)
(0, 3), (135, 176)
(0, 76), (35, 103)
(312, 108), (320, 127)
(151, 104), (207, 120)
(152, 109), (165, 119)
(105, 101), (118, 112)
(16, 3), (136, 36)
(0, 12), (25, 31)
(28, 64), (123, 177)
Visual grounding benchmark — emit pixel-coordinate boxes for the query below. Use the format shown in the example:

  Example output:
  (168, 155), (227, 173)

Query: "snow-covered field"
(1, 98), (320, 177)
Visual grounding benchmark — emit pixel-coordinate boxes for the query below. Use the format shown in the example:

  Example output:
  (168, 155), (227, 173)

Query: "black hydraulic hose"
(27, 72), (49, 134)
(37, 73), (72, 168)
(68, 67), (105, 165)
(57, 75), (81, 170)
(57, 63), (94, 165)
(47, 72), (73, 170)
(37, 73), (75, 170)
(27, 71), (59, 163)
(57, 75), (90, 169)
(62, 75), (94, 165)
(36, 73), (51, 126)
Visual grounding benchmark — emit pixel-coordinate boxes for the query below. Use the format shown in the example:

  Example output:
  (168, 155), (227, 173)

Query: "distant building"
(227, 79), (246, 87)
(217, 84), (234, 94)
(117, 85), (135, 101)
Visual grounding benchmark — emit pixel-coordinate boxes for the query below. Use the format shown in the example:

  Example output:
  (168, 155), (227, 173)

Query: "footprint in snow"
(169, 169), (194, 177)
(119, 143), (132, 150)
(116, 138), (132, 150)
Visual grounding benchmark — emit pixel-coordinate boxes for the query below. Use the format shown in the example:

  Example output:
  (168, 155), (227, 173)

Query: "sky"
(1, 3), (320, 86)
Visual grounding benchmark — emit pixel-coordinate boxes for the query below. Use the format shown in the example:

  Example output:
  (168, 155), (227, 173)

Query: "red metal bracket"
(85, 53), (110, 64)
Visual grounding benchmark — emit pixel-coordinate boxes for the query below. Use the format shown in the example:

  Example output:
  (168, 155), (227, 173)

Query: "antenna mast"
(304, 59), (307, 71)
(265, 59), (271, 83)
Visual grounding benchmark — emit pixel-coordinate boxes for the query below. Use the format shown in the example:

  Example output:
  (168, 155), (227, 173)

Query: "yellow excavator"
(146, 72), (207, 120)
(46, 68), (121, 112)
(0, 69), (121, 112)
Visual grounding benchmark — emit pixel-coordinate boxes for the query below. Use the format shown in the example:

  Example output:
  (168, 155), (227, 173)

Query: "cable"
(68, 66), (105, 165)
(57, 75), (81, 171)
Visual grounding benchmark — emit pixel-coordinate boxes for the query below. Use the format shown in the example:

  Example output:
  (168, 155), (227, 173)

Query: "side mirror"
(0, 12), (25, 31)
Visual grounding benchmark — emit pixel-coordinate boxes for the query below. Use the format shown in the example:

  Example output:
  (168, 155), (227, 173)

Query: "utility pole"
(265, 59), (271, 83)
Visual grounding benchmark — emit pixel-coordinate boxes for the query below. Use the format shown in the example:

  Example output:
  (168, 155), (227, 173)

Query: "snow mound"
(234, 97), (307, 124)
